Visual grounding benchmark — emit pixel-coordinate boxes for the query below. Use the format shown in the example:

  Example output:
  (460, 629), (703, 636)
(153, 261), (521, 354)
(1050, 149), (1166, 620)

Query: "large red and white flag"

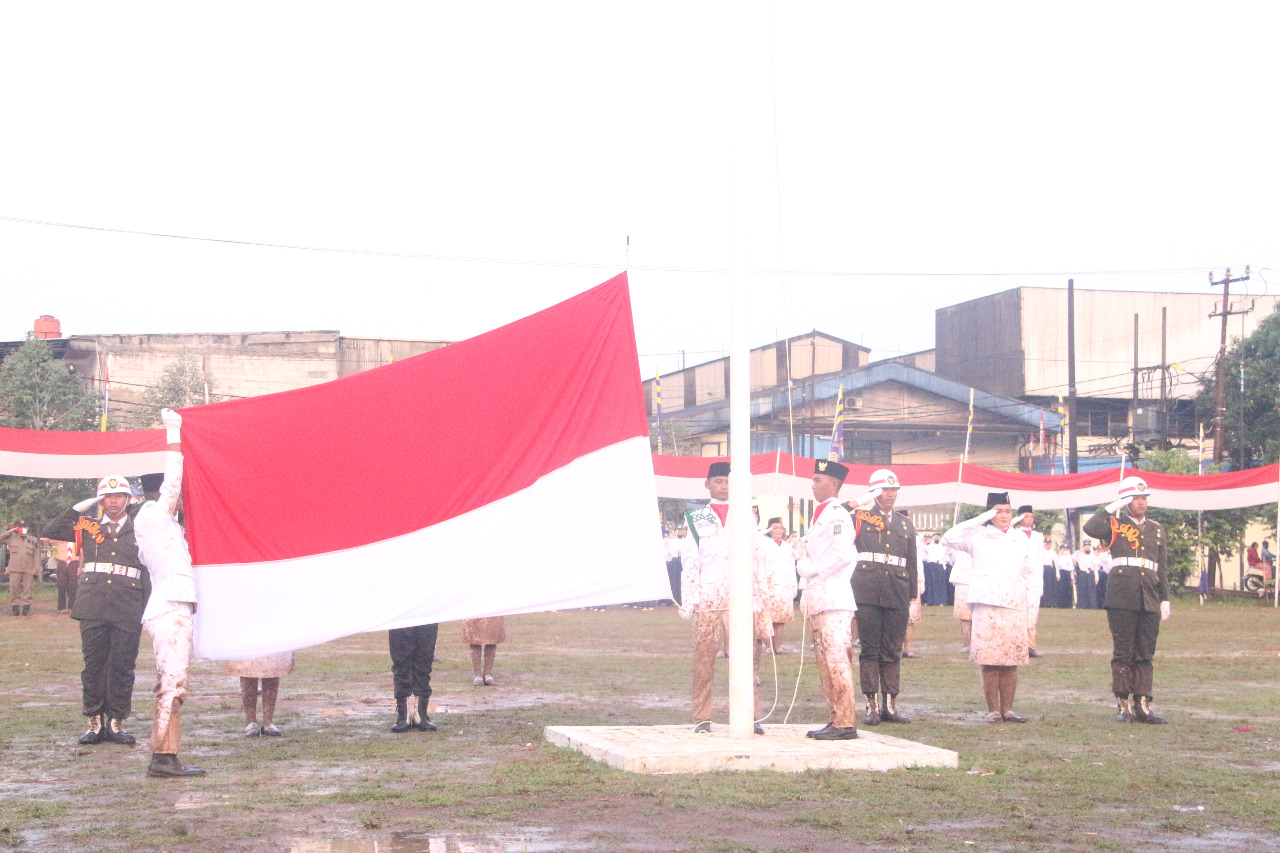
(176, 274), (667, 658)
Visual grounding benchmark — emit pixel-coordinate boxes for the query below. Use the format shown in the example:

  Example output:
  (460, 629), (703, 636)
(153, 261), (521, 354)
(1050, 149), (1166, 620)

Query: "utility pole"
(1130, 309), (1172, 449)
(1131, 313), (1139, 462)
(1160, 307), (1168, 444)
(1209, 266), (1252, 464)
(1067, 280), (1078, 475)
(1066, 279), (1080, 548)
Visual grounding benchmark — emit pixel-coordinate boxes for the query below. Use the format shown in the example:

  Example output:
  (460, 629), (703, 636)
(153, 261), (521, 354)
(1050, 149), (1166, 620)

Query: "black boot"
(810, 725), (858, 740)
(416, 696), (436, 732)
(79, 714), (103, 745)
(21, 605), (30, 616)
(10, 606), (17, 616)
(862, 694), (881, 726)
(880, 694), (911, 724)
(147, 753), (206, 778)
(391, 697), (411, 733)
(1134, 695), (1167, 725)
(101, 717), (137, 745)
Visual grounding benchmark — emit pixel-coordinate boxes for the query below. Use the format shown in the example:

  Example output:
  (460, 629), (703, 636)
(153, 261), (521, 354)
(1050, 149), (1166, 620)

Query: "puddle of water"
(289, 828), (575, 852)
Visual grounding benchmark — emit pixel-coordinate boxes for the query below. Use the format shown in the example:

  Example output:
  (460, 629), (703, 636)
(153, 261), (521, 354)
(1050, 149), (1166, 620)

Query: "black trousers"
(666, 558), (683, 605)
(1106, 607), (1160, 698)
(390, 623), (439, 700)
(78, 618), (143, 718)
(854, 604), (909, 696)
(57, 561), (78, 611)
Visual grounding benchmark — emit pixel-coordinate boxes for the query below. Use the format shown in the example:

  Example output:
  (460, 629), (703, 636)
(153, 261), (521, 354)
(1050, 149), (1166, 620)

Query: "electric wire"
(1, 214), (1261, 280)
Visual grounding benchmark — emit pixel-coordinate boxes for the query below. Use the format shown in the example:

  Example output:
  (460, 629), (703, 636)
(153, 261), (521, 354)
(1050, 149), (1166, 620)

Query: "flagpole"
(1198, 423), (1206, 603)
(953, 387), (975, 527)
(725, 0), (770, 740)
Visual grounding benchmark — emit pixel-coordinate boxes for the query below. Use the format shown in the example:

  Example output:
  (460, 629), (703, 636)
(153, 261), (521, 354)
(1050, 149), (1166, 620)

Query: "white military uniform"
(797, 498), (857, 729)
(680, 501), (770, 723)
(943, 514), (1036, 667)
(1017, 526), (1045, 651)
(761, 533), (799, 624)
(134, 451), (197, 755)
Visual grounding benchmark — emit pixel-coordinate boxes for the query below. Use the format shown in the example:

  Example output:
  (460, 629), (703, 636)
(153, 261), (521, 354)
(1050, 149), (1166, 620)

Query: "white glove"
(1160, 600), (1170, 621)
(678, 600), (695, 620)
(1105, 496), (1133, 514)
(73, 495), (101, 513)
(161, 408), (183, 444)
(856, 488), (882, 509)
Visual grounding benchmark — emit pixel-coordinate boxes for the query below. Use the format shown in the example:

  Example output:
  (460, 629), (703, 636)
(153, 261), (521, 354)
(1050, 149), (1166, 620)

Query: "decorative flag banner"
(0, 425), (165, 478)
(5, 434), (1280, 521)
(654, 368), (663, 455)
(827, 386), (845, 463)
(173, 273), (668, 659)
(649, 453), (1280, 513)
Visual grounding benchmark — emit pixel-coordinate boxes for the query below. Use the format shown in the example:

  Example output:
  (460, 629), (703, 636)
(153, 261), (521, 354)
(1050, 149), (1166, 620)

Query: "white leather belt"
(857, 552), (906, 568)
(1112, 557), (1158, 570)
(83, 562), (141, 580)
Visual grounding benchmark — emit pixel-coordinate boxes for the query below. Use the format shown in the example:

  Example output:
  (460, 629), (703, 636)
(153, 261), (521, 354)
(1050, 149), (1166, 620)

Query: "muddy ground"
(2, 595), (1278, 852)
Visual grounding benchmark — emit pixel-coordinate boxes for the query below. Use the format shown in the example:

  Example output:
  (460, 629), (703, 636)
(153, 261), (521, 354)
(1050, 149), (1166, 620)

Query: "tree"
(1195, 301), (1280, 467)
(0, 340), (99, 532)
(1135, 447), (1258, 590)
(649, 419), (694, 456)
(0, 339), (99, 431)
(124, 355), (221, 430)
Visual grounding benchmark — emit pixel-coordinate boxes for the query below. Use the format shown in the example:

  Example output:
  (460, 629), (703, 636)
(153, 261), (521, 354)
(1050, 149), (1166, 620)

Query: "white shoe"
(473, 676), (484, 686)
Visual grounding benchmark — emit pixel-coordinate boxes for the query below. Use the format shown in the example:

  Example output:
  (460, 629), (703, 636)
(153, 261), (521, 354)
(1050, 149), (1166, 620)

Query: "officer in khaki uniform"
(849, 468), (918, 726)
(46, 476), (151, 745)
(1083, 475), (1170, 724)
(2, 521), (41, 616)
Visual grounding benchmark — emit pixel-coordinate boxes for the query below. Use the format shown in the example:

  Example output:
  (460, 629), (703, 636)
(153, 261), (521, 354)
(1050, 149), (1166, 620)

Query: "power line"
(0, 214), (1260, 279)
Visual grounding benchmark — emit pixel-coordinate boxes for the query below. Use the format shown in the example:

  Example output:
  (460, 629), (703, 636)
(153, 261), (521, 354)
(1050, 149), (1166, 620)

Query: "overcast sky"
(2, 3), (1275, 379)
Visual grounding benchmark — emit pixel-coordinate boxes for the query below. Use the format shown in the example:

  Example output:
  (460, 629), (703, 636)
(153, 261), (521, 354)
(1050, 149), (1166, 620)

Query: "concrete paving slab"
(544, 724), (958, 775)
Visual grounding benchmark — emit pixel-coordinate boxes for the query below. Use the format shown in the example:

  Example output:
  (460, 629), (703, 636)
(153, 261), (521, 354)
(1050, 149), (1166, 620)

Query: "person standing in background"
(2, 520), (40, 616)
(464, 616), (505, 686)
(762, 518), (799, 654)
(1014, 507), (1045, 658)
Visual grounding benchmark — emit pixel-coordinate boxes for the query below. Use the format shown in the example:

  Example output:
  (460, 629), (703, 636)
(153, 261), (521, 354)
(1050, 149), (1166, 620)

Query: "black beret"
(985, 492), (1011, 510)
(814, 459), (849, 481)
(139, 473), (165, 493)
(767, 517), (783, 526)
(706, 461), (731, 478)
(1017, 504), (1033, 515)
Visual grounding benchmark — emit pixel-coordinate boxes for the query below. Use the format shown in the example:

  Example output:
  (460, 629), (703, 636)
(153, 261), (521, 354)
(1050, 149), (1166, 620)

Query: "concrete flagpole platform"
(545, 724), (958, 775)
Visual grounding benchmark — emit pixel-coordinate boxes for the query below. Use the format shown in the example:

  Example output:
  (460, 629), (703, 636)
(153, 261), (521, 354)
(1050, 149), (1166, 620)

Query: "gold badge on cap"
(887, 475), (897, 486)
(817, 461), (828, 472)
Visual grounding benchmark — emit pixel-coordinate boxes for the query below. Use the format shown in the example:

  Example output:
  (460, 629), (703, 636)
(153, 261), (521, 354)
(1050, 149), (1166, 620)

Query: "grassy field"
(1, 585), (1277, 853)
